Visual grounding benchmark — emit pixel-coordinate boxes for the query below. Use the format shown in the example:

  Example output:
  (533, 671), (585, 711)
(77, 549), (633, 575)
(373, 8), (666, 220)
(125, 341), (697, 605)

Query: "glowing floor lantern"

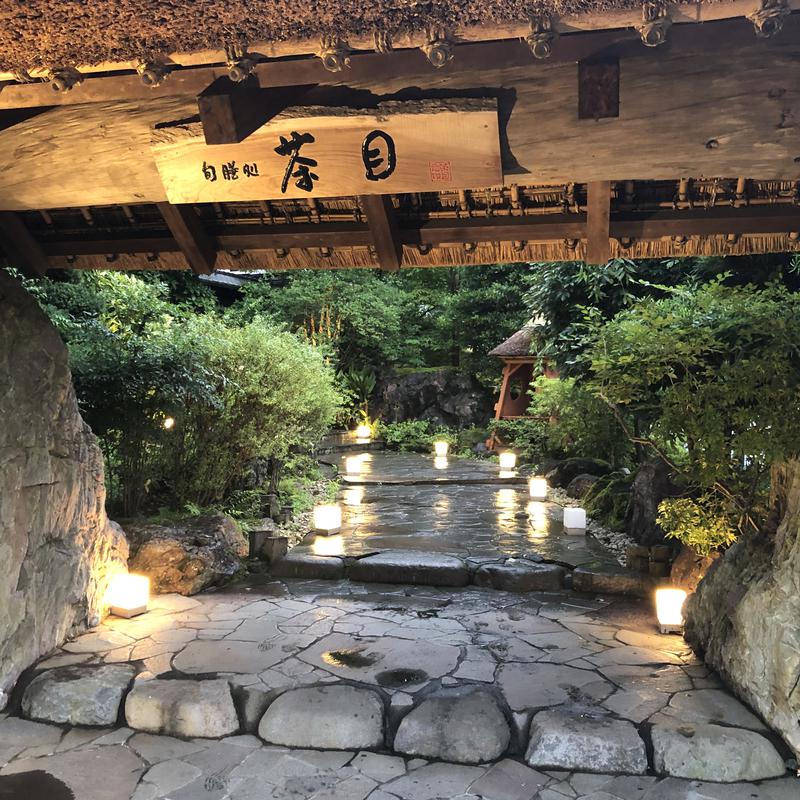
(434, 456), (448, 470)
(107, 573), (150, 618)
(656, 587), (688, 634)
(498, 451), (517, 470)
(433, 440), (449, 457)
(529, 477), (548, 501)
(355, 424), (372, 441)
(563, 506), (587, 531)
(313, 504), (342, 535)
(345, 455), (363, 475)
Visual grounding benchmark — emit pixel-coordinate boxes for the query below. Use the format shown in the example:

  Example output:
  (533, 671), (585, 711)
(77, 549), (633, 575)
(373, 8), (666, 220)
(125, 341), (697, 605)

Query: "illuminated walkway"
(294, 451), (618, 569)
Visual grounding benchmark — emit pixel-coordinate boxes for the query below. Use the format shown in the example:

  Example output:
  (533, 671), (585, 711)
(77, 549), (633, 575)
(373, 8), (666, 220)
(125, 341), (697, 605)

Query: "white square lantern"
(529, 477), (548, 501)
(355, 424), (372, 441)
(107, 573), (150, 618)
(498, 452), (517, 470)
(433, 440), (449, 457)
(563, 506), (587, 531)
(656, 587), (688, 634)
(313, 504), (342, 535)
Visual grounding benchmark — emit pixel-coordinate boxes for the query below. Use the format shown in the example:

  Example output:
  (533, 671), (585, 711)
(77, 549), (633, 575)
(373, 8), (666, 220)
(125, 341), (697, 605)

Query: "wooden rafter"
(31, 203), (800, 264)
(156, 203), (217, 275)
(359, 195), (402, 271)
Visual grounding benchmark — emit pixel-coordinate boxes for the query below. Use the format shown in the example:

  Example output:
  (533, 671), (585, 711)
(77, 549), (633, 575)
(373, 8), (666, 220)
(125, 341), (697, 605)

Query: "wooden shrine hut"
(0, 0), (798, 276)
(489, 326), (557, 423)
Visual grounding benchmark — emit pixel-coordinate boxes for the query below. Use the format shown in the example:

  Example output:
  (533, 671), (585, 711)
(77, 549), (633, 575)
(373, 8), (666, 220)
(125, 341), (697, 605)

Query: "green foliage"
(378, 420), (455, 452)
(583, 281), (800, 539)
(487, 418), (550, 464)
(340, 366), (377, 423)
(228, 265), (532, 388)
(528, 376), (633, 468)
(583, 472), (633, 532)
(29, 271), (340, 516)
(657, 496), (738, 556)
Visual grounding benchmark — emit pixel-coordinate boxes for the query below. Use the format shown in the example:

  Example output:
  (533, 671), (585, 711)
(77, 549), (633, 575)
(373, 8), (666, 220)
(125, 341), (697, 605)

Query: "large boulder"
(393, 687), (511, 764)
(374, 369), (492, 428)
(125, 677), (239, 738)
(0, 273), (129, 710)
(258, 685), (385, 750)
(546, 458), (611, 489)
(22, 664), (136, 726)
(685, 459), (800, 759)
(625, 458), (682, 545)
(126, 512), (247, 595)
(670, 545), (719, 593)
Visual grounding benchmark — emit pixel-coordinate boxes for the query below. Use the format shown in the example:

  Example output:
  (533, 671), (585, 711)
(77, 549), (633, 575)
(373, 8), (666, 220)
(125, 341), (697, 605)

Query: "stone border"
(271, 550), (657, 596)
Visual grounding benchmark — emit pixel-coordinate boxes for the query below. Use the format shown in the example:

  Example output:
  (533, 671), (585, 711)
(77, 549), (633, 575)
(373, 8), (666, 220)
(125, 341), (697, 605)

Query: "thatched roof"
(0, 0), (707, 71)
(489, 327), (537, 358)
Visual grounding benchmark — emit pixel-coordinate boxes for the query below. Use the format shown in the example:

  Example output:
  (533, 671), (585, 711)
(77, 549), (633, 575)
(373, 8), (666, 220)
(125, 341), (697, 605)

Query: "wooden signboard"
(151, 99), (501, 203)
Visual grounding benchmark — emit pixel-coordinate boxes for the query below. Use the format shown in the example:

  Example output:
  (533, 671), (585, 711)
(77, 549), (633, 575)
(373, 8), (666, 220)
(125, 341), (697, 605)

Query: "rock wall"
(684, 460), (800, 757)
(0, 272), (128, 709)
(375, 369), (492, 428)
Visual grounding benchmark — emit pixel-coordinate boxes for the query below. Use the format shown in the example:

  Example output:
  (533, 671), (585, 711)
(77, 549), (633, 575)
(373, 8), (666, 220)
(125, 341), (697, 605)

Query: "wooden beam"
(198, 80), (316, 145)
(578, 58), (620, 120)
(586, 181), (612, 264)
(1, 15), (798, 111)
(35, 205), (800, 265)
(359, 195), (402, 271)
(0, 212), (48, 276)
(156, 203), (216, 274)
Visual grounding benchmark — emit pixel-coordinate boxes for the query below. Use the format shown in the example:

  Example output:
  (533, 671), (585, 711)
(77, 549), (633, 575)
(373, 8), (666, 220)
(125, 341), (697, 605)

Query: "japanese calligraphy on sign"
(152, 99), (501, 204)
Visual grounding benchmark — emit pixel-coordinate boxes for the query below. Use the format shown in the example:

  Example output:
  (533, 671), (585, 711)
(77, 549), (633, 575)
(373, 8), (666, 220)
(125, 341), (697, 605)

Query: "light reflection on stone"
(343, 487), (364, 506)
(313, 534), (345, 556)
(527, 500), (549, 533)
(434, 456), (448, 470)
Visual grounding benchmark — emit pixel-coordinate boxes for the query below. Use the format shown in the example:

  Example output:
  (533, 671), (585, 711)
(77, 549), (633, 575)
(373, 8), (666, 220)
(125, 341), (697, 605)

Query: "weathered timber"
(0, 34), (797, 211)
(360, 195), (402, 271)
(0, 212), (48, 275)
(198, 80), (316, 145)
(156, 203), (216, 274)
(578, 59), (619, 120)
(33, 204), (800, 262)
(586, 181), (612, 264)
(152, 100), (502, 202)
(0, 15), (797, 110)
(0, 0), (783, 84)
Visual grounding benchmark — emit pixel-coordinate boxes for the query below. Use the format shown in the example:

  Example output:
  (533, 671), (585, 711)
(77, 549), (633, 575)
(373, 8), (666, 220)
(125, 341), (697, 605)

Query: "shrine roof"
(489, 327), (538, 358)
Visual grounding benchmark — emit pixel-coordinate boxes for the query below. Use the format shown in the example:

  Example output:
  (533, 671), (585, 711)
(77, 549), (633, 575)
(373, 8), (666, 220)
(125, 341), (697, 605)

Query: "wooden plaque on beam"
(152, 99), (502, 203)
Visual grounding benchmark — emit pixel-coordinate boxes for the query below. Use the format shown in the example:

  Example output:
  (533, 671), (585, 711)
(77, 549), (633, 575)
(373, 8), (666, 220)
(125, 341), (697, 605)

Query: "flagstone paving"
(2, 579), (795, 797)
(295, 451), (618, 567)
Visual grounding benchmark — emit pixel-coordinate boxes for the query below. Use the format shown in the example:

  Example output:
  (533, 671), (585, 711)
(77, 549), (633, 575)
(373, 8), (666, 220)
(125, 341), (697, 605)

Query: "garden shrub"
(583, 471), (634, 532)
(583, 281), (800, 548)
(29, 272), (340, 515)
(657, 495), (738, 556)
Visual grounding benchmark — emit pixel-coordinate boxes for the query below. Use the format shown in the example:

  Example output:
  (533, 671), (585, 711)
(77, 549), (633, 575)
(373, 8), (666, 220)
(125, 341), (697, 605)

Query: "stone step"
(270, 550), (656, 597)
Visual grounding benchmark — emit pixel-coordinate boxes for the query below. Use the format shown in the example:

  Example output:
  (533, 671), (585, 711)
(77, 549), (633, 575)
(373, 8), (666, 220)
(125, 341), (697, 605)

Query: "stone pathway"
(2, 580), (795, 798)
(294, 451), (618, 568)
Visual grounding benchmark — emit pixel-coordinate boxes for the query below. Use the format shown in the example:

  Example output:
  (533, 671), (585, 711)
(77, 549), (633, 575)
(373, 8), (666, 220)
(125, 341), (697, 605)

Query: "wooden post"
(198, 80), (316, 145)
(0, 212), (48, 276)
(586, 181), (612, 264)
(157, 202), (217, 275)
(578, 58), (620, 120)
(360, 195), (402, 271)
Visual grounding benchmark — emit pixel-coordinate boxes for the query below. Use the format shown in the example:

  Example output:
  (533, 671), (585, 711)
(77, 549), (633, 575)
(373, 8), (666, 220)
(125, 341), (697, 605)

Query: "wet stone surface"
(295, 451), (619, 567)
(2, 579), (794, 796)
